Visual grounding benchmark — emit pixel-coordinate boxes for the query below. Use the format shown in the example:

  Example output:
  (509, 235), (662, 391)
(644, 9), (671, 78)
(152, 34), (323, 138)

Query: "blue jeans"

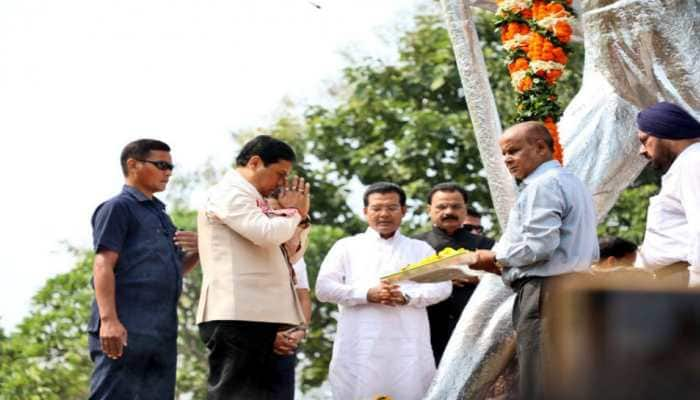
(88, 332), (177, 400)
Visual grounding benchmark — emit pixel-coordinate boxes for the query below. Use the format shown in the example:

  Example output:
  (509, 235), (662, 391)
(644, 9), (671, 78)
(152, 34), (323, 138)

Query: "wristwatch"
(402, 293), (412, 305)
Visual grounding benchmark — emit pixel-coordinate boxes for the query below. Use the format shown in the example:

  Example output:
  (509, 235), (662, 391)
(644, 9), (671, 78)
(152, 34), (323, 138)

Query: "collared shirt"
(414, 226), (495, 365)
(493, 160), (599, 286)
(316, 228), (452, 400)
(636, 143), (700, 276)
(88, 185), (184, 338)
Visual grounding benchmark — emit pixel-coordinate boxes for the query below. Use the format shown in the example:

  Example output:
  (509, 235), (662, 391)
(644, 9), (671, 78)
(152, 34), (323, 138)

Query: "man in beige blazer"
(196, 135), (310, 399)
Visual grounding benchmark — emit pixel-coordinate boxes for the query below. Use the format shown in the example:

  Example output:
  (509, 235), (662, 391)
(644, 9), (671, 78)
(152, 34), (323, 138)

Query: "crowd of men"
(86, 101), (700, 399)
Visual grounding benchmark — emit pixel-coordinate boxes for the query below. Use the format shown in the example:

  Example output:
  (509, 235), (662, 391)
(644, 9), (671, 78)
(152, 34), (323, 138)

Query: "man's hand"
(278, 176), (311, 217)
(368, 280), (408, 306)
(99, 317), (128, 359)
(388, 286), (409, 305)
(452, 276), (480, 287)
(174, 230), (198, 254)
(272, 329), (305, 356)
(471, 250), (502, 275)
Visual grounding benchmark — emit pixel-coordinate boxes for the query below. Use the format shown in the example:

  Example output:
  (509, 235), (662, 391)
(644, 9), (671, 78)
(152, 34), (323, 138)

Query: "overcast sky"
(0, 0), (429, 332)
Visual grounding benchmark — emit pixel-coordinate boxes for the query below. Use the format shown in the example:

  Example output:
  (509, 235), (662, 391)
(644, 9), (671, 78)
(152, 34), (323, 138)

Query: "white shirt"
(636, 143), (700, 282)
(494, 160), (599, 285)
(293, 258), (309, 290)
(316, 228), (452, 400)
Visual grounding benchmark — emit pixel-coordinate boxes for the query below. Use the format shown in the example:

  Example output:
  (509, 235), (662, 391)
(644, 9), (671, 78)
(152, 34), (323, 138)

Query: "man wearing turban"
(635, 101), (700, 287)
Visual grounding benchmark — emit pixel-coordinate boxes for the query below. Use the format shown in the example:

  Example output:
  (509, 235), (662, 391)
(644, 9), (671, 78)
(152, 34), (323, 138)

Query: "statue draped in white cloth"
(425, 0), (700, 398)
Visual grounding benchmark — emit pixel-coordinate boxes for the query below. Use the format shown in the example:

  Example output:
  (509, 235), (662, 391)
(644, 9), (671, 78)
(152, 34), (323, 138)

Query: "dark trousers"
(427, 283), (477, 366)
(512, 277), (551, 400)
(270, 353), (297, 400)
(88, 332), (177, 400)
(199, 320), (279, 400)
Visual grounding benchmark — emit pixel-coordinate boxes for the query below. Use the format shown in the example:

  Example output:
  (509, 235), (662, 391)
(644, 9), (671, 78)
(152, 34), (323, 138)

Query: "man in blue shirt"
(472, 122), (599, 399)
(88, 139), (200, 399)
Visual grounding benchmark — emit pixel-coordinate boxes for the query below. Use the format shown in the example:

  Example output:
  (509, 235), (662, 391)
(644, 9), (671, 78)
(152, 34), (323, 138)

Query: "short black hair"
(235, 135), (296, 167)
(467, 206), (482, 218)
(599, 236), (637, 259)
(120, 139), (171, 176)
(427, 182), (468, 205)
(363, 182), (406, 207)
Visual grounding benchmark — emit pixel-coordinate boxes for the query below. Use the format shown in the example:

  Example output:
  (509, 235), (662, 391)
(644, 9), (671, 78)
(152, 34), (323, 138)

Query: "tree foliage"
(304, 12), (584, 231)
(0, 252), (93, 399)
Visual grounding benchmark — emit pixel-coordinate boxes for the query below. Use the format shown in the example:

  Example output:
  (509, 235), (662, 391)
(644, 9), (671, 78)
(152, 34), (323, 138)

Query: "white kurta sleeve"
(207, 189), (301, 247)
(292, 258), (309, 290)
(680, 162), (700, 272)
(400, 242), (452, 307)
(316, 240), (372, 306)
(401, 280), (452, 308)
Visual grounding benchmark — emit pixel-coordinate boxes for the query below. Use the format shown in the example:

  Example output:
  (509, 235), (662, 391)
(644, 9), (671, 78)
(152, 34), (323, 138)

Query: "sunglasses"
(463, 223), (484, 234)
(138, 159), (175, 171)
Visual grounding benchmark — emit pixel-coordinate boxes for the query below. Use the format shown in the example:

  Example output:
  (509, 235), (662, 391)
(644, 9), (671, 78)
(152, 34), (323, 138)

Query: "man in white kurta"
(316, 182), (452, 400)
(633, 102), (700, 286)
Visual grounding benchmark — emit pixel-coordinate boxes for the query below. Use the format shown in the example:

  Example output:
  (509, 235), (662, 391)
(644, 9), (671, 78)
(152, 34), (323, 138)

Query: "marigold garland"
(496, 0), (575, 163)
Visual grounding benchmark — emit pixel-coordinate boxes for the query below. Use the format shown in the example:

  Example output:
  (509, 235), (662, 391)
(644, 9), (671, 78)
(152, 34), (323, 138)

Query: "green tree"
(0, 252), (93, 400)
(304, 11), (584, 233)
(170, 208), (208, 399)
(598, 166), (661, 244)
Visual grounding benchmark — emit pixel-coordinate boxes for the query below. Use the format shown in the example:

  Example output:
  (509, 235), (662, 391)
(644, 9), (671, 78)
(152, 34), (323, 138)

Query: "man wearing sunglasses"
(88, 139), (200, 399)
(414, 182), (495, 366)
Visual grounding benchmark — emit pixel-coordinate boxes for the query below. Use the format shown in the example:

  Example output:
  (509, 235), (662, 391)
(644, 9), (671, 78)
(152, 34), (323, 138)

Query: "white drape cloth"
(316, 228), (452, 400)
(636, 143), (700, 286)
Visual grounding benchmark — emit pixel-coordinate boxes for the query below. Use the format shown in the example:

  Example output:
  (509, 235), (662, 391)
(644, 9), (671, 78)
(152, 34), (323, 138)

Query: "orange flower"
(528, 33), (559, 62)
(552, 47), (568, 64)
(554, 21), (572, 44)
(498, 0), (573, 164)
(518, 76), (533, 92)
(548, 3), (565, 15)
(532, 0), (546, 19)
(501, 22), (531, 44)
(543, 116), (564, 163)
(527, 32), (544, 60)
(546, 69), (562, 84)
(508, 57), (530, 74)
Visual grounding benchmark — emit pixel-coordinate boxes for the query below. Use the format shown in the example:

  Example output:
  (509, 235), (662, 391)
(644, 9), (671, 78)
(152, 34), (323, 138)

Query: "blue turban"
(637, 101), (700, 139)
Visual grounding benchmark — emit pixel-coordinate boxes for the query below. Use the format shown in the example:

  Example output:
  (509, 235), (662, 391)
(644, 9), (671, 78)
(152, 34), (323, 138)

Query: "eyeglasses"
(463, 223), (484, 234)
(138, 159), (174, 171)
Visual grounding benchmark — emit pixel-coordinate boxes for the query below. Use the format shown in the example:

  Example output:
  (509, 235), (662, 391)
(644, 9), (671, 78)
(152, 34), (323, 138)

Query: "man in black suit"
(414, 182), (495, 366)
